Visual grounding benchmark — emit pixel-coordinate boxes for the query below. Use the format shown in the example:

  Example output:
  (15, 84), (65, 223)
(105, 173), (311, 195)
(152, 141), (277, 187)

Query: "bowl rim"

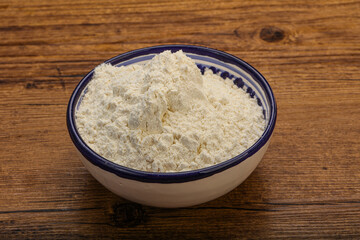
(66, 44), (277, 183)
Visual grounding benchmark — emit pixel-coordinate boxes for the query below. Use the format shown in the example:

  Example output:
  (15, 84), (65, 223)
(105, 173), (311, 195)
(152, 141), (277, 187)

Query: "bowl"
(67, 45), (276, 208)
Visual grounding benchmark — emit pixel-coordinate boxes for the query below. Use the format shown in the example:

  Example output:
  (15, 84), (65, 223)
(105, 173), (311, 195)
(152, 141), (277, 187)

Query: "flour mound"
(76, 50), (265, 172)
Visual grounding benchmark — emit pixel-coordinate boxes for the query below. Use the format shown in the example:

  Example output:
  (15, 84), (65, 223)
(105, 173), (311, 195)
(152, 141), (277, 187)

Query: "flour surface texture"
(76, 50), (265, 172)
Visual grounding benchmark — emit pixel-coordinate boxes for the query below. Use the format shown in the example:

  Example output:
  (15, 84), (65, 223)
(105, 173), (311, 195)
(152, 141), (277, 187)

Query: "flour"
(76, 50), (265, 172)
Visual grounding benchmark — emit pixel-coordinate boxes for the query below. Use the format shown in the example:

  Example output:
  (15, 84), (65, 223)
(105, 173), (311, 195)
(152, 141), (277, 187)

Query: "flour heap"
(76, 50), (266, 172)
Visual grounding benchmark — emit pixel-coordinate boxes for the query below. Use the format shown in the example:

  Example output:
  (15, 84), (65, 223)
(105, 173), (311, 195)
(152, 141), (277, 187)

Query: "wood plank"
(0, 0), (360, 238)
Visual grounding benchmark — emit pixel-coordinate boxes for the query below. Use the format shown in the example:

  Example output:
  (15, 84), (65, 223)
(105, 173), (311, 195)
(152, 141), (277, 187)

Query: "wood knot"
(260, 26), (285, 42)
(25, 82), (37, 89)
(111, 203), (145, 227)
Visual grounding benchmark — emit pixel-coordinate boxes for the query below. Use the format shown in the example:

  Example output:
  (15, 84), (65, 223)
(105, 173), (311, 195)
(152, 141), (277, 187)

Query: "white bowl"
(67, 45), (277, 208)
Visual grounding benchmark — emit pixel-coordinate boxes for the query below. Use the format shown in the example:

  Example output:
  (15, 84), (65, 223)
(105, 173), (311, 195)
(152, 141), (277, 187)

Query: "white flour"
(76, 50), (265, 172)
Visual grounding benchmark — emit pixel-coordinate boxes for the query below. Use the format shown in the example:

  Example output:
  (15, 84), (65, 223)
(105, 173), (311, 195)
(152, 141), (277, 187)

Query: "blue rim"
(66, 45), (277, 183)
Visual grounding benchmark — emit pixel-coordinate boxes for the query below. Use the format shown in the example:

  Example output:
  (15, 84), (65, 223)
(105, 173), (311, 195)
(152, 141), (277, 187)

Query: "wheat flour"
(76, 50), (265, 172)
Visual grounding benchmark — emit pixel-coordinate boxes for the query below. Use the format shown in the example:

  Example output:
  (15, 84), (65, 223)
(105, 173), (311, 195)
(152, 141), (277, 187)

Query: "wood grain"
(1, 0), (360, 239)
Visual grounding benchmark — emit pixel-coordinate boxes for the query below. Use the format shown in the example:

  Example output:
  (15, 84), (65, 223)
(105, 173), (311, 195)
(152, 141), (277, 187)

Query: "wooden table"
(1, 0), (360, 239)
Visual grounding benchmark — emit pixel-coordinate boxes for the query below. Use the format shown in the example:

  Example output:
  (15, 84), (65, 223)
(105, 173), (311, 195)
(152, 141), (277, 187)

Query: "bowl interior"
(68, 45), (276, 183)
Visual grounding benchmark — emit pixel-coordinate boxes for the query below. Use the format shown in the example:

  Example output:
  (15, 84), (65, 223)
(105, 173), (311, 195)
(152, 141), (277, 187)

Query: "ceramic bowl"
(67, 45), (276, 208)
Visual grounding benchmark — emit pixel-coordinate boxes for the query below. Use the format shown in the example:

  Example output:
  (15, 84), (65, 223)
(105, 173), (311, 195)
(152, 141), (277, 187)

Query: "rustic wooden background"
(1, 0), (360, 239)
